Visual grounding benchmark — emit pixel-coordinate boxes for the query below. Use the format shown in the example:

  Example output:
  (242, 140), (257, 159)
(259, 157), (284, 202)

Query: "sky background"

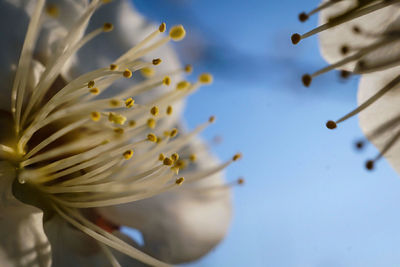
(130, 0), (400, 266)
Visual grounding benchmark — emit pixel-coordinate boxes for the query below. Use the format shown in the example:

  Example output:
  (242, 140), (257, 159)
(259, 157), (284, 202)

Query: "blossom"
(292, 0), (400, 171)
(0, 0), (240, 266)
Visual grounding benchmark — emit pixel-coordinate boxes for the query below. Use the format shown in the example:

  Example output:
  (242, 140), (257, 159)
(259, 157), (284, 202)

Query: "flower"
(292, 0), (400, 171)
(0, 0), (241, 266)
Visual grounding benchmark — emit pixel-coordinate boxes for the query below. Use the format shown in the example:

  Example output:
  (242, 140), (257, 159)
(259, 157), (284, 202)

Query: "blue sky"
(131, 1), (400, 266)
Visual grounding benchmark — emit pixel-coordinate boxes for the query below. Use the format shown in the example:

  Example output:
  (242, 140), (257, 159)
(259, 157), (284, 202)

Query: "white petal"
(98, 137), (232, 264)
(318, 0), (400, 70)
(358, 65), (400, 173)
(0, 161), (51, 267)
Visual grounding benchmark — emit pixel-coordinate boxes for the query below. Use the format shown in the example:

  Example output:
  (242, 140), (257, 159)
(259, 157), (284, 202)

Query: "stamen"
(147, 133), (157, 143)
(150, 106), (159, 116)
(91, 112), (101, 122)
(166, 105), (173, 115)
(123, 69), (132, 78)
(169, 25), (186, 41)
(152, 58), (162, 65)
(102, 22), (114, 32)
(147, 118), (156, 129)
(125, 97), (135, 108)
(175, 177), (185, 185)
(123, 149), (134, 160)
(198, 73), (213, 85)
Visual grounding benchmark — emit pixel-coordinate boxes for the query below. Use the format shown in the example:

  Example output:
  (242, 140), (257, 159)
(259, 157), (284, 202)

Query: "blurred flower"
(292, 0), (400, 171)
(0, 0), (240, 266)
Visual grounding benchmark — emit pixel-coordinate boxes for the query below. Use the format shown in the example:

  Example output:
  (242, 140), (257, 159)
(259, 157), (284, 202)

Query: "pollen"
(159, 153), (165, 161)
(176, 81), (190, 90)
(123, 69), (132, 78)
(102, 22), (114, 32)
(184, 64), (193, 73)
(147, 133), (157, 142)
(175, 177), (185, 185)
(125, 97), (135, 108)
(88, 80), (95, 88)
(171, 153), (179, 162)
(108, 113), (127, 125)
(163, 76), (171, 86)
(159, 22), (166, 33)
(152, 58), (162, 65)
(150, 106), (159, 116)
(163, 157), (173, 166)
(170, 128), (178, 137)
(109, 99), (121, 107)
(45, 4), (59, 18)
(233, 153), (242, 161)
(140, 67), (155, 77)
(89, 87), (100, 95)
(109, 64), (118, 70)
(189, 154), (196, 162)
(147, 118), (156, 129)
(123, 149), (134, 160)
(198, 73), (213, 84)
(169, 25), (186, 41)
(166, 105), (173, 115)
(90, 112), (101, 122)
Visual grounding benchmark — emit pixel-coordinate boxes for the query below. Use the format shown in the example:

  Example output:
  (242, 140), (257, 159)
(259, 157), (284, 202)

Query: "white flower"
(292, 0), (400, 171)
(0, 0), (240, 266)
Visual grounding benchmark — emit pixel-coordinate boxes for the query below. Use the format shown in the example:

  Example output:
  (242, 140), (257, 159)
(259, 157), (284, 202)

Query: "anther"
(209, 116), (216, 123)
(123, 69), (132, 78)
(233, 153), (242, 161)
(109, 64), (118, 70)
(88, 80), (95, 88)
(114, 128), (124, 134)
(103, 23), (114, 32)
(125, 97), (135, 108)
(147, 118), (156, 129)
(365, 160), (374, 171)
(198, 73), (213, 85)
(163, 76), (171, 86)
(152, 58), (162, 65)
(353, 26), (361, 34)
(185, 64), (193, 73)
(123, 149), (134, 160)
(109, 99), (121, 107)
(128, 120), (136, 127)
(189, 154), (196, 162)
(302, 74), (312, 87)
(169, 25), (186, 41)
(326, 120), (337, 130)
(340, 45), (349, 55)
(147, 133), (158, 143)
(159, 22), (166, 33)
(140, 67), (155, 77)
(170, 128), (178, 137)
(91, 112), (101, 122)
(150, 106), (159, 116)
(166, 105), (173, 115)
(108, 113), (126, 125)
(298, 12), (309, 22)
(291, 33), (301, 45)
(89, 88), (100, 95)
(159, 153), (165, 161)
(176, 81), (190, 90)
(340, 70), (351, 79)
(175, 177), (185, 185)
(237, 177), (245, 185)
(355, 140), (365, 150)
(163, 157), (173, 166)
(171, 153), (179, 162)
(46, 4), (59, 18)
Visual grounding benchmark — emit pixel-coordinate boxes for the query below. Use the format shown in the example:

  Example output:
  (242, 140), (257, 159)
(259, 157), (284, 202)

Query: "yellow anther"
(89, 87), (100, 95)
(156, 136), (163, 143)
(159, 22), (166, 33)
(125, 97), (135, 108)
(184, 64), (193, 73)
(147, 118), (156, 129)
(90, 112), (101, 122)
(174, 159), (186, 170)
(140, 67), (155, 78)
(150, 106), (159, 116)
(108, 113), (126, 125)
(166, 105), (173, 115)
(109, 99), (121, 107)
(103, 22), (114, 32)
(163, 157), (173, 166)
(109, 64), (118, 70)
(189, 154), (196, 162)
(128, 120), (136, 127)
(163, 131), (170, 137)
(88, 80), (95, 88)
(152, 58), (162, 65)
(175, 177), (185, 185)
(171, 153), (179, 162)
(163, 76), (171, 86)
(170, 128), (178, 137)
(114, 128), (124, 134)
(198, 73), (213, 85)
(147, 133), (158, 143)
(123, 149), (134, 160)
(102, 0), (112, 3)
(209, 116), (216, 123)
(101, 139), (110, 145)
(123, 69), (132, 78)
(233, 153), (242, 161)
(159, 153), (165, 161)
(176, 81), (190, 90)
(169, 25), (186, 41)
(46, 4), (59, 18)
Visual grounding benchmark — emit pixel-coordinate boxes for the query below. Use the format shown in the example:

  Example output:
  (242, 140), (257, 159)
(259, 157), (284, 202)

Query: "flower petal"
(358, 65), (400, 173)
(0, 161), (51, 267)
(98, 136), (232, 264)
(318, 0), (400, 70)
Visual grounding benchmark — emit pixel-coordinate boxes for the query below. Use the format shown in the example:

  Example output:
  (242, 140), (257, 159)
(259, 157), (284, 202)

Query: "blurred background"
(131, 0), (400, 266)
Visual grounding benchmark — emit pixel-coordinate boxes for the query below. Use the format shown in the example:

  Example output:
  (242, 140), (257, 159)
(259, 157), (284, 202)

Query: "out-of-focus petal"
(358, 65), (400, 173)
(318, 0), (400, 70)
(98, 136), (232, 264)
(0, 161), (51, 267)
